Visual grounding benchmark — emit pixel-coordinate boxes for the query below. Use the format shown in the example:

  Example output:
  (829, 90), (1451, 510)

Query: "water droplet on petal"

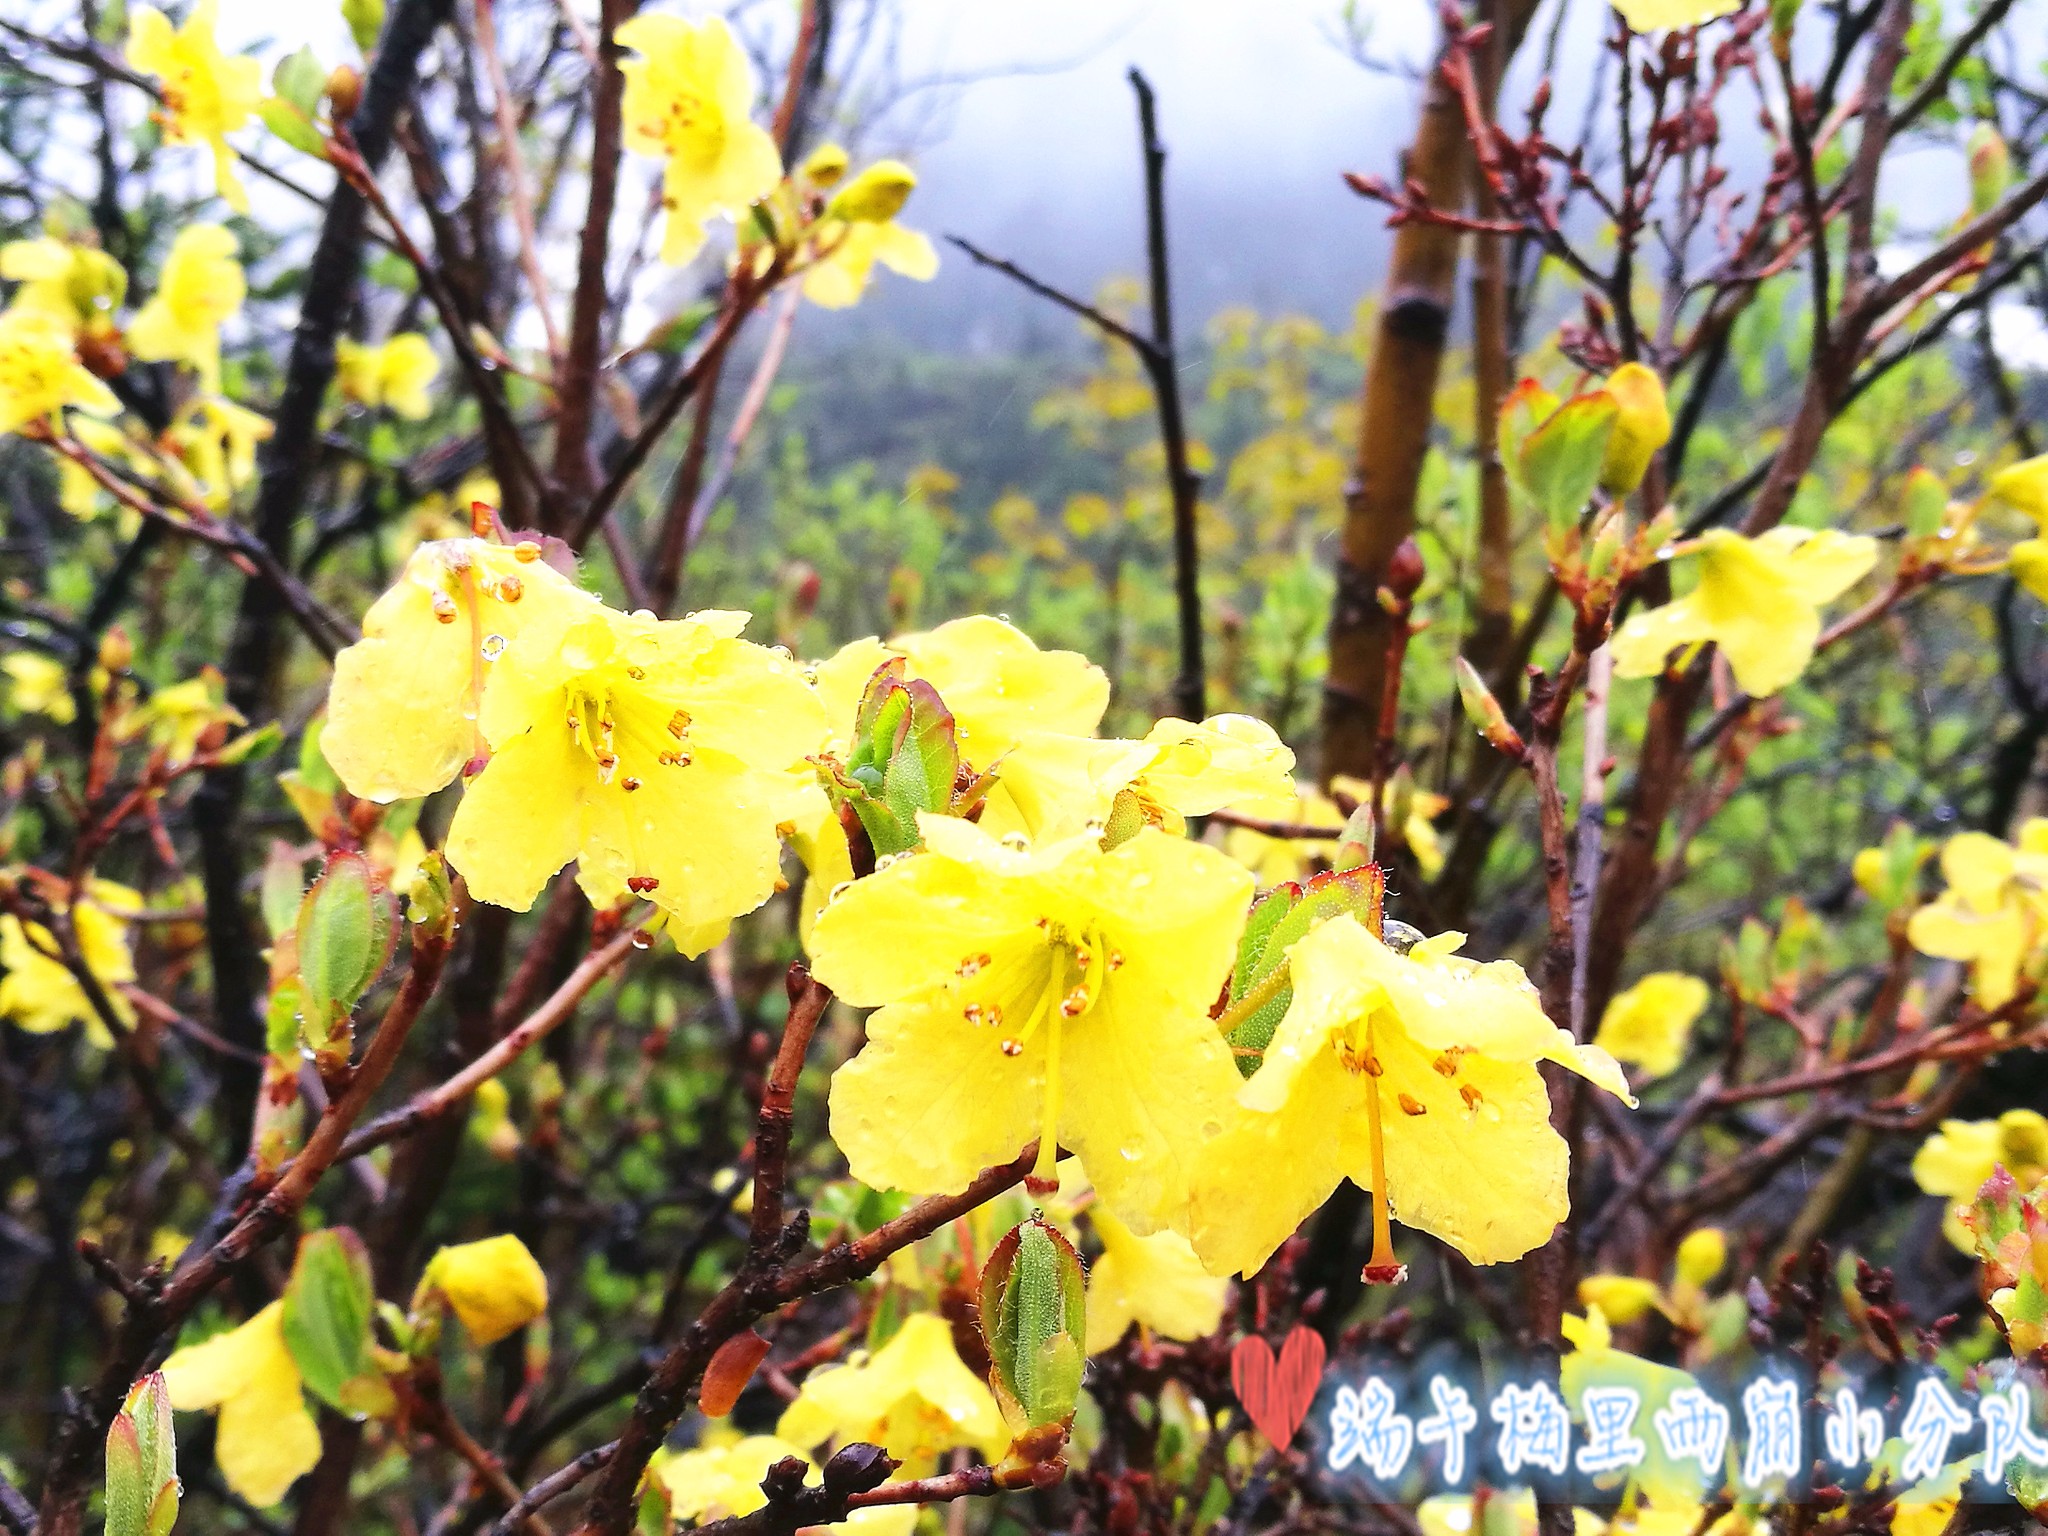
(480, 633), (507, 660)
(1000, 832), (1030, 852)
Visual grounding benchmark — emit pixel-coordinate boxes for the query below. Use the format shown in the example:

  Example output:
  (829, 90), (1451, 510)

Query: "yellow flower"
(0, 305), (120, 435)
(127, 667), (245, 761)
(1599, 362), (1671, 495)
(777, 1313), (1008, 1473)
(1609, 0), (1742, 28)
(616, 15), (783, 266)
(983, 713), (1297, 841)
(1084, 1202), (1229, 1354)
(161, 1302), (321, 1507)
(419, 1234), (549, 1344)
(0, 236), (126, 336)
(0, 880), (142, 1046)
(441, 602), (826, 945)
(656, 1433), (815, 1523)
(1911, 1109), (2048, 1250)
(1989, 454), (2048, 522)
(1886, 1458), (1976, 1536)
(1906, 823), (2048, 1009)
(1594, 972), (1710, 1079)
(125, 0), (263, 212)
(335, 333), (439, 419)
(1673, 1226), (1726, 1290)
(808, 814), (1252, 1231)
(1187, 916), (1633, 1277)
(812, 616), (1110, 769)
(127, 224), (244, 391)
(324, 536), (600, 802)
(168, 394), (272, 508)
(1222, 780), (1345, 886)
(1576, 1273), (1664, 1325)
(802, 162), (937, 309)
(1610, 527), (1877, 697)
(3, 652), (77, 724)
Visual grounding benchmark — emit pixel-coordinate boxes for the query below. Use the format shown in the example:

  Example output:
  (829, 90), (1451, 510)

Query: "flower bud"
(828, 160), (917, 224)
(1969, 122), (2011, 218)
(326, 65), (363, 123)
(1598, 362), (1671, 496)
(1673, 1227), (1727, 1290)
(417, 1234), (549, 1346)
(828, 659), (960, 858)
(1454, 656), (1526, 759)
(105, 1373), (180, 1536)
(979, 1216), (1086, 1435)
(1576, 1274), (1662, 1325)
(800, 142), (850, 187)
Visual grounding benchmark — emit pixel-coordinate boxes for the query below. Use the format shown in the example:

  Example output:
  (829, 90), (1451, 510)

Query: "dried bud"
(979, 1216), (1086, 1435)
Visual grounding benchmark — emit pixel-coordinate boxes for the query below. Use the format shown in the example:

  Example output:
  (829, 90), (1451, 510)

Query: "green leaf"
(257, 98), (328, 160)
(1515, 391), (1619, 531)
(272, 46), (327, 114)
(106, 1374), (178, 1536)
(979, 1216), (1087, 1433)
(341, 0), (385, 52)
(282, 1228), (394, 1418)
(295, 850), (398, 1067)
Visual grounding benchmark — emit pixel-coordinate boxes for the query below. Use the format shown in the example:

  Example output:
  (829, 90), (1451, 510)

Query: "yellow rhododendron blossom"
(803, 218), (940, 310)
(1594, 972), (1710, 1079)
(0, 236), (126, 336)
(0, 880), (142, 1045)
(1906, 823), (2048, 1009)
(1609, 0), (1742, 29)
(442, 602), (826, 942)
(169, 394), (272, 508)
(0, 305), (119, 435)
(420, 1233), (549, 1344)
(1911, 1109), (2048, 1250)
(983, 713), (1297, 841)
(325, 537), (599, 802)
(336, 332), (439, 419)
(808, 814), (1252, 1230)
(1083, 1201), (1229, 1354)
(804, 159), (937, 310)
(1187, 915), (1633, 1277)
(3, 652), (76, 724)
(1223, 780), (1344, 886)
(1989, 454), (2048, 522)
(127, 224), (244, 391)
(1576, 1273), (1665, 1325)
(812, 616), (1110, 767)
(125, 0), (263, 212)
(777, 1313), (1008, 1472)
(656, 1432), (815, 1523)
(1610, 527), (1878, 697)
(616, 15), (783, 266)
(160, 1302), (321, 1507)
(127, 667), (245, 761)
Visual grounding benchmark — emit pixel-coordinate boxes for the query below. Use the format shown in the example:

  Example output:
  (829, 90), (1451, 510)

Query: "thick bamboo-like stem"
(1321, 0), (1539, 784)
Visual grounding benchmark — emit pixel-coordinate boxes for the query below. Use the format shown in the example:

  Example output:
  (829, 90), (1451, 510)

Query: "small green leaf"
(295, 850), (398, 1067)
(1516, 391), (1620, 531)
(1225, 864), (1385, 1073)
(257, 98), (329, 160)
(282, 1228), (394, 1418)
(106, 1374), (178, 1536)
(979, 1216), (1087, 1433)
(341, 0), (385, 52)
(272, 46), (327, 114)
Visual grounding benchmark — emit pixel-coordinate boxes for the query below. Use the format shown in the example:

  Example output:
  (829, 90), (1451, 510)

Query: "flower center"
(956, 921), (1123, 1193)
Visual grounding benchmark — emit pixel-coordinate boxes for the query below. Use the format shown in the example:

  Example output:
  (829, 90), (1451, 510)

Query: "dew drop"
(630, 928), (654, 951)
(827, 880), (855, 903)
(1000, 831), (1030, 851)
(1119, 1144), (1142, 1161)
(1200, 1119), (1224, 1138)
(480, 633), (507, 660)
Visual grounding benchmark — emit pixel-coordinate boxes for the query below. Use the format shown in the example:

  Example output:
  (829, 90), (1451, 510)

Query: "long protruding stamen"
(1359, 1028), (1407, 1286)
(1026, 951), (1069, 1194)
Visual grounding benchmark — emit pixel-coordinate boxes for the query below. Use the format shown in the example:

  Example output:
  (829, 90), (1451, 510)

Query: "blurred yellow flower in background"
(1084, 1201), (1228, 1354)
(0, 306), (119, 435)
(1912, 1108), (2048, 1249)
(125, 0), (263, 210)
(617, 15), (783, 265)
(1907, 823), (2048, 1009)
(336, 332), (440, 419)
(777, 1313), (1008, 1473)
(0, 880), (142, 1045)
(1594, 972), (1710, 1079)
(127, 224), (244, 390)
(804, 161), (938, 310)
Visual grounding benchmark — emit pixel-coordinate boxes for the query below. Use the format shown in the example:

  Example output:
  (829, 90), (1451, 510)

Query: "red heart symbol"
(1231, 1326), (1326, 1447)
